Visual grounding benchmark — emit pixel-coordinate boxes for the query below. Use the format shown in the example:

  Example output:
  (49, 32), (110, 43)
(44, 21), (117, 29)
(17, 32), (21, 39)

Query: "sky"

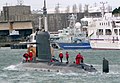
(0, 0), (120, 10)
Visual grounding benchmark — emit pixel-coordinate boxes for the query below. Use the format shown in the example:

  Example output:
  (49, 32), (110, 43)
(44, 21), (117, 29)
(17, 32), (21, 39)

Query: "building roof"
(0, 21), (33, 30)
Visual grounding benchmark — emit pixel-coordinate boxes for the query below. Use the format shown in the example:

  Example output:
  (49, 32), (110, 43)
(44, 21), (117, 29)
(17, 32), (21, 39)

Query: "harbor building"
(0, 5), (32, 22)
(0, 5), (33, 44)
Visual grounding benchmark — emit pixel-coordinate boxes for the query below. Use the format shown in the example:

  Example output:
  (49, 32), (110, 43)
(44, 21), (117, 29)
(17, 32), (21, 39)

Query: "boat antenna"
(5, 3), (8, 6)
(100, 2), (107, 17)
(17, 0), (24, 5)
(68, 14), (77, 29)
(55, 3), (60, 13)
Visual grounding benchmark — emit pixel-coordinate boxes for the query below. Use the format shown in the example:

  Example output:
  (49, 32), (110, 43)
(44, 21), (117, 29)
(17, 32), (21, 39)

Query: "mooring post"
(103, 57), (109, 73)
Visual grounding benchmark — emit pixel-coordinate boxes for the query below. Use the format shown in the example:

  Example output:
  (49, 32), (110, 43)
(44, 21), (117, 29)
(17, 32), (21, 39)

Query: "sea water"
(0, 47), (120, 83)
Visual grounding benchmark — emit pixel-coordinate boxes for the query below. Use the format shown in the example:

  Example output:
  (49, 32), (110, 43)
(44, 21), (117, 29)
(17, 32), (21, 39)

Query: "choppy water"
(0, 47), (120, 83)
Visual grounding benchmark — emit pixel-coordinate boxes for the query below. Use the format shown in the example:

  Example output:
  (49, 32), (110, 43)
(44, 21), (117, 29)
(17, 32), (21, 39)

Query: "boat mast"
(38, 16), (42, 30)
(43, 0), (48, 31)
(100, 2), (107, 17)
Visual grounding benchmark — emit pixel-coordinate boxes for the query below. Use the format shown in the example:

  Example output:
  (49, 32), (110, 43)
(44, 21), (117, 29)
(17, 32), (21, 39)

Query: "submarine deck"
(16, 62), (97, 73)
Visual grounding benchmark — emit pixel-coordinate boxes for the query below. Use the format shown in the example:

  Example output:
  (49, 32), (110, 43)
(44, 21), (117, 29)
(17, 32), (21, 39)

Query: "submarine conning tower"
(36, 31), (51, 62)
(36, 0), (51, 62)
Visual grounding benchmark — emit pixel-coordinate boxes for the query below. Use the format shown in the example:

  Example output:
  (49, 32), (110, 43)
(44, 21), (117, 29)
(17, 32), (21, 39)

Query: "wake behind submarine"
(20, 30), (97, 73)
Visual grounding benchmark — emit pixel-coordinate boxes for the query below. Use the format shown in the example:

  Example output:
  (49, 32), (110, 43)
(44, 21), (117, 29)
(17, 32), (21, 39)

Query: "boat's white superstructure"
(9, 30), (19, 36)
(50, 14), (91, 49)
(50, 14), (89, 43)
(81, 13), (120, 50)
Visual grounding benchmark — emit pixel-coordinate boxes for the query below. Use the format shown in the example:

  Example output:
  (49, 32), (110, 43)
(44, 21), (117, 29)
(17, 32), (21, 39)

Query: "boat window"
(108, 22), (110, 26)
(81, 21), (88, 26)
(34, 35), (36, 40)
(106, 22), (107, 25)
(102, 23), (103, 25)
(66, 31), (68, 33)
(112, 21), (116, 27)
(104, 23), (106, 25)
(114, 29), (118, 35)
(105, 29), (112, 35)
(97, 29), (103, 35)
(119, 29), (120, 35)
(116, 21), (120, 23)
(58, 31), (63, 33)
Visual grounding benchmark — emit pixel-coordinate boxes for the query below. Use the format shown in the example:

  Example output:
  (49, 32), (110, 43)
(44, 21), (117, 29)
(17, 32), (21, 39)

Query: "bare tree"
(55, 3), (60, 13)
(84, 4), (89, 17)
(107, 5), (112, 13)
(84, 4), (89, 12)
(79, 4), (82, 13)
(72, 4), (77, 13)
(65, 6), (70, 13)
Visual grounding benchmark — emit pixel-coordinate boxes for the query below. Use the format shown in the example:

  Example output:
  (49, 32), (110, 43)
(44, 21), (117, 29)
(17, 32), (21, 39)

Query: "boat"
(26, 32), (36, 48)
(50, 14), (91, 49)
(8, 30), (21, 42)
(81, 13), (120, 50)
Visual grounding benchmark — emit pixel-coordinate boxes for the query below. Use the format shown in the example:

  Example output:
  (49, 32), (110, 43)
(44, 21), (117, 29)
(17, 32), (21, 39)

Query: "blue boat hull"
(57, 43), (91, 49)
(8, 35), (21, 40)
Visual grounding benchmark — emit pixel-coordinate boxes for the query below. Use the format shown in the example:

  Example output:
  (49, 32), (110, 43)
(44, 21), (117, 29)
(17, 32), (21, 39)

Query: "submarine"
(20, 30), (97, 73)
(18, 0), (97, 73)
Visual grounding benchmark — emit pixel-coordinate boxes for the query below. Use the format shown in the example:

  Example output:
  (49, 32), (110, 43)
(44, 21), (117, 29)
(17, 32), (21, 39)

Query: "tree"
(107, 5), (112, 13)
(79, 4), (82, 13)
(65, 6), (70, 13)
(112, 7), (120, 14)
(55, 3), (60, 13)
(118, 7), (120, 13)
(112, 8), (118, 14)
(72, 4), (77, 13)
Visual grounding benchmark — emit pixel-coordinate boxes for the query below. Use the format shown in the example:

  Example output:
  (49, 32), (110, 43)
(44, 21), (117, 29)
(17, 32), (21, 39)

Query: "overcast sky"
(0, 0), (120, 10)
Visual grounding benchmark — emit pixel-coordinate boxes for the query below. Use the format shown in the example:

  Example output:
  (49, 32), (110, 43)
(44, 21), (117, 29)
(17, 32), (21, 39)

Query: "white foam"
(0, 73), (8, 78)
(19, 73), (31, 78)
(56, 71), (79, 76)
(3, 65), (17, 70)
(3, 63), (23, 71)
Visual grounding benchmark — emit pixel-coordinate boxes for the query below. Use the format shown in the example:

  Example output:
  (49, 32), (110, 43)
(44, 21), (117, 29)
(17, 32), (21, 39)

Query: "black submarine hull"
(22, 60), (97, 72)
